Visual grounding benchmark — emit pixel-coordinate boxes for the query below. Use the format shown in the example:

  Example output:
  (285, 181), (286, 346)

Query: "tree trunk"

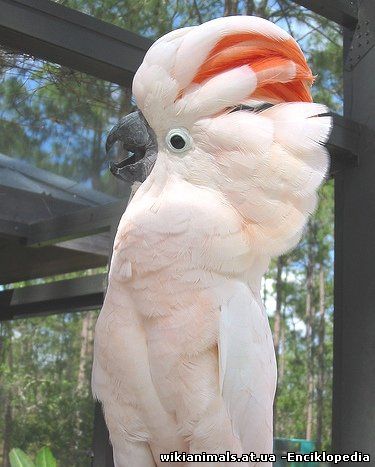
(91, 123), (103, 191)
(273, 256), (285, 435)
(75, 311), (96, 445)
(246, 0), (255, 15)
(224, 0), (239, 16)
(77, 311), (94, 393)
(306, 326), (315, 441)
(262, 274), (268, 304)
(258, 0), (269, 17)
(2, 323), (13, 467)
(316, 264), (326, 449)
(2, 404), (12, 467)
(273, 256), (285, 361)
(305, 225), (315, 441)
(278, 305), (286, 385)
(86, 311), (95, 363)
(77, 311), (93, 392)
(118, 87), (133, 117)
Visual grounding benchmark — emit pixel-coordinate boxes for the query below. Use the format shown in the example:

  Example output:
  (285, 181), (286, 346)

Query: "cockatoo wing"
(219, 282), (276, 460)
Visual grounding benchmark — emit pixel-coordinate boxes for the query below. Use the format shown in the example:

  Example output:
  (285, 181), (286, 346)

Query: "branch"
(276, 0), (294, 36)
(192, 0), (203, 24)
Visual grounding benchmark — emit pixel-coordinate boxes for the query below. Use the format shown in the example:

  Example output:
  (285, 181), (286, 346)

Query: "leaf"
(35, 447), (57, 467)
(9, 449), (35, 467)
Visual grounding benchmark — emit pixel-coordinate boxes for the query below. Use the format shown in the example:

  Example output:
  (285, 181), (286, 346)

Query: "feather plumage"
(93, 15), (331, 466)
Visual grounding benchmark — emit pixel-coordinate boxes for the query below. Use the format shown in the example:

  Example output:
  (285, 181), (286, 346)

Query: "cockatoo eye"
(166, 128), (192, 153)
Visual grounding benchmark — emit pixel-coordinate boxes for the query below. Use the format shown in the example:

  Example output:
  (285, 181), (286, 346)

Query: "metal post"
(333, 0), (375, 460)
(92, 402), (115, 467)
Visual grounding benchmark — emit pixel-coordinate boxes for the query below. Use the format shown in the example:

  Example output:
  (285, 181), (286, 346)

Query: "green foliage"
(35, 447), (57, 467)
(9, 447), (57, 467)
(1, 312), (97, 466)
(266, 181), (334, 448)
(9, 449), (35, 467)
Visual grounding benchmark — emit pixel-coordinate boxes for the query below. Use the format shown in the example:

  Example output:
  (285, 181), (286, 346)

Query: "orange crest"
(191, 32), (313, 103)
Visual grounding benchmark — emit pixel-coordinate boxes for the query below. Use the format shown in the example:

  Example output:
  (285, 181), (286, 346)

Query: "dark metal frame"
(25, 201), (125, 247)
(292, 0), (358, 28)
(0, 273), (105, 320)
(333, 0), (375, 457)
(0, 0), (152, 87)
(1, 0), (374, 464)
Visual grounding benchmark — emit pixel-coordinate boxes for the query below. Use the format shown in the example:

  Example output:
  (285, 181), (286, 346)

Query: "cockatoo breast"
(106, 165), (271, 428)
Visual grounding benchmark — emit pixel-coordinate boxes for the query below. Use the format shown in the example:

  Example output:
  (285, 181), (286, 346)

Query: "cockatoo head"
(107, 16), (331, 256)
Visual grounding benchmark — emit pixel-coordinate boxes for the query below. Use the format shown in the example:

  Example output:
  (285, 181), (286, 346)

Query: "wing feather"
(219, 282), (277, 461)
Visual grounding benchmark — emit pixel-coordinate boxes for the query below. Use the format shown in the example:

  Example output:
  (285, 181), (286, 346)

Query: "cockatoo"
(92, 15), (331, 467)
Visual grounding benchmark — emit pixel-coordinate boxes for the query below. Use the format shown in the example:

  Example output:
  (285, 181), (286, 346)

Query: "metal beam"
(333, 0), (375, 457)
(57, 233), (111, 257)
(26, 200), (126, 247)
(0, 273), (106, 320)
(0, 243), (106, 285)
(328, 114), (360, 176)
(291, 0), (358, 28)
(345, 0), (375, 70)
(0, 218), (29, 239)
(0, 0), (151, 86)
(92, 403), (115, 467)
(0, 185), (98, 227)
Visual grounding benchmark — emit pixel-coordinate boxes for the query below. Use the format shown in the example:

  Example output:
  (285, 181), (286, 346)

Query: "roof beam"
(0, 273), (105, 320)
(0, 243), (107, 285)
(0, 218), (29, 239)
(291, 0), (358, 28)
(57, 233), (111, 257)
(26, 200), (126, 247)
(0, 0), (151, 86)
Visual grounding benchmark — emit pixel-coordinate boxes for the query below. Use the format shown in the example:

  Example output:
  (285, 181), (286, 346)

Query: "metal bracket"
(291, 0), (358, 28)
(345, 0), (375, 70)
(328, 114), (361, 176)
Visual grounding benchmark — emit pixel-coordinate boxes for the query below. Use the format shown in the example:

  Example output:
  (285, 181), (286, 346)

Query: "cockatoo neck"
(129, 154), (271, 296)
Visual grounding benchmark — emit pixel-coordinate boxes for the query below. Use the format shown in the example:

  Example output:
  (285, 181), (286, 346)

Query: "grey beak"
(106, 110), (157, 183)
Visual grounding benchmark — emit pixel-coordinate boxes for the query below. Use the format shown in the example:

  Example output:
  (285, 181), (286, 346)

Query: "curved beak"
(106, 110), (157, 183)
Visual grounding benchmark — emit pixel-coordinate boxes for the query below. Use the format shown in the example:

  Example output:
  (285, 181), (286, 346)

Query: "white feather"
(176, 65), (257, 118)
(220, 282), (277, 463)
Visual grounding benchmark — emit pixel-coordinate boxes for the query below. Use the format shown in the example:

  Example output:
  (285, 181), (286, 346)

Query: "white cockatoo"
(92, 15), (331, 467)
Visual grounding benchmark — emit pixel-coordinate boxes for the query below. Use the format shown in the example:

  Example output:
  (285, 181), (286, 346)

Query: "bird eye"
(166, 128), (192, 153)
(170, 134), (185, 150)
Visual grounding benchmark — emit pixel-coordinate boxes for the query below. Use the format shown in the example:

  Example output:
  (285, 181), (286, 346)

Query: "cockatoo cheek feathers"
(190, 103), (330, 256)
(133, 16), (332, 257)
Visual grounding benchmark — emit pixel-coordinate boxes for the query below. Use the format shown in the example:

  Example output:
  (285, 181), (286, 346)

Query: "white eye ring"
(166, 128), (192, 153)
